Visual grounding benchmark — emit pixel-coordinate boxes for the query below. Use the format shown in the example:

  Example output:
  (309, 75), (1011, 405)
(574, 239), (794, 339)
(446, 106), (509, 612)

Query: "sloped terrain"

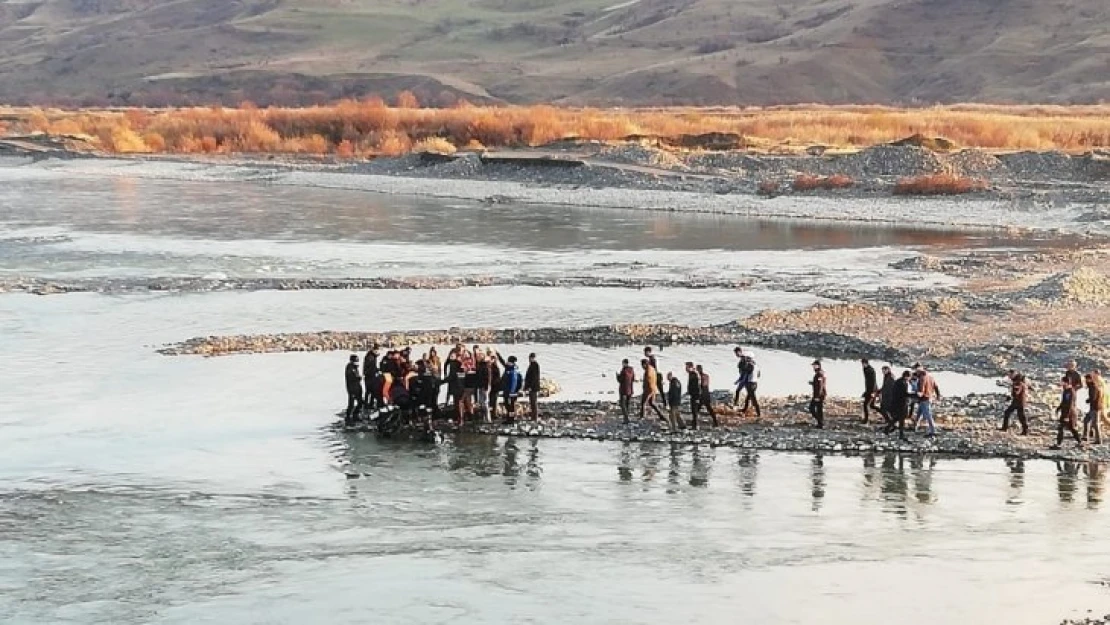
(0, 0), (1107, 105)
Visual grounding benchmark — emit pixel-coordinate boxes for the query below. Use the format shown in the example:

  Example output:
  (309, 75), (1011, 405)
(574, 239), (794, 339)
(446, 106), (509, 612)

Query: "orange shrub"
(335, 139), (356, 158)
(893, 174), (986, 196)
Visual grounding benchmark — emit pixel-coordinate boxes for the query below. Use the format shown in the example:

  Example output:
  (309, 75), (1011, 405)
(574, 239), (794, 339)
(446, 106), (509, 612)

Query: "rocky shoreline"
(344, 394), (1110, 463)
(0, 274), (757, 296)
(342, 142), (1109, 206)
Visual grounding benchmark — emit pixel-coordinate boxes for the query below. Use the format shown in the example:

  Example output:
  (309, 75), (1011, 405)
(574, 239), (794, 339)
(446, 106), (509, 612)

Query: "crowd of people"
(344, 343), (540, 427)
(343, 344), (1110, 449)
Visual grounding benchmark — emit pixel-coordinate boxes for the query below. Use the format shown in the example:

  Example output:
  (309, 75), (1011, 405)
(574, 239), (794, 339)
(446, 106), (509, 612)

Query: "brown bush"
(893, 174), (986, 196)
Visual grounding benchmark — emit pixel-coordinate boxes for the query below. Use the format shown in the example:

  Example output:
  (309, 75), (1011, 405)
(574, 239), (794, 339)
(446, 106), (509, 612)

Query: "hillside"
(0, 0), (1107, 106)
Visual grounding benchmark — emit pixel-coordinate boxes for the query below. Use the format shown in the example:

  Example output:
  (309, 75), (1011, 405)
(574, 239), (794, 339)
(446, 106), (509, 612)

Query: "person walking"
(1001, 370), (1030, 435)
(809, 360), (827, 429)
(639, 358), (665, 421)
(644, 346), (666, 409)
(1084, 372), (1104, 445)
(344, 354), (365, 426)
(697, 365), (719, 428)
(861, 358), (879, 423)
(617, 359), (637, 424)
(686, 361), (703, 428)
(914, 367), (940, 438)
(1053, 376), (1084, 450)
(733, 347), (748, 406)
(878, 365), (896, 426)
(734, 349), (761, 418)
(523, 352), (541, 420)
(882, 370), (912, 441)
(666, 372), (684, 431)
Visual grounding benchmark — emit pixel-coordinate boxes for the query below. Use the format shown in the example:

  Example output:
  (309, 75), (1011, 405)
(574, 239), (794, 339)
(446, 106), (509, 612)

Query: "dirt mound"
(1022, 268), (1110, 306)
(661, 132), (748, 151)
(843, 145), (946, 177)
(597, 144), (687, 170)
(889, 133), (956, 152)
(998, 151), (1077, 181)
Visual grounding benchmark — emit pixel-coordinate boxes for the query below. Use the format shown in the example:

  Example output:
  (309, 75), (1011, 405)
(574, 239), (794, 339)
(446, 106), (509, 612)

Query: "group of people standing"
(343, 344), (541, 427)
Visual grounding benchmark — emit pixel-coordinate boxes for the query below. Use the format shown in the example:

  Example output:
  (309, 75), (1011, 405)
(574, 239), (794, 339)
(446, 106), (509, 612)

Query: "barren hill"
(0, 0), (1107, 106)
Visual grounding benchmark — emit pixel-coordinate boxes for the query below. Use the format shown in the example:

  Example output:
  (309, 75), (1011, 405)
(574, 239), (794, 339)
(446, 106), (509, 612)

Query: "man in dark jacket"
(878, 365), (896, 425)
(861, 358), (878, 423)
(697, 365), (719, 428)
(617, 359), (636, 424)
(363, 345), (381, 410)
(345, 354), (365, 426)
(523, 353), (541, 420)
(686, 361), (702, 426)
(882, 370), (912, 441)
(809, 360), (827, 429)
(666, 372), (684, 431)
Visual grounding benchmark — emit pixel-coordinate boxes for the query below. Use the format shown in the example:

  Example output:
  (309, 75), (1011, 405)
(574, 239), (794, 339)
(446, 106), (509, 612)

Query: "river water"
(2, 164), (1107, 624)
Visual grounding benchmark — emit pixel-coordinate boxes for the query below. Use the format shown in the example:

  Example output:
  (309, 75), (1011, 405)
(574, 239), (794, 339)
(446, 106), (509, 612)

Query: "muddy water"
(1, 165), (1107, 624)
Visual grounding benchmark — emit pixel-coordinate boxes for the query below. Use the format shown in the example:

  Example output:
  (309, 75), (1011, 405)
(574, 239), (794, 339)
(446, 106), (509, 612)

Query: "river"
(1, 163), (1107, 624)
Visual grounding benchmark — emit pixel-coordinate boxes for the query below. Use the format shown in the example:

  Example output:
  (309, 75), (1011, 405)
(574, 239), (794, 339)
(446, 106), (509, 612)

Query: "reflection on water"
(333, 432), (1109, 514)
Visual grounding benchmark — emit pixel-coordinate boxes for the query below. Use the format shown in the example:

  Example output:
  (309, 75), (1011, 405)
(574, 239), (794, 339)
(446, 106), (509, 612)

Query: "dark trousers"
(346, 392), (365, 425)
(862, 391), (878, 423)
(1057, 418), (1082, 446)
(1002, 401), (1028, 434)
(809, 398), (825, 428)
(504, 394), (518, 421)
(883, 410), (907, 438)
(490, 386), (501, 418)
(743, 383), (760, 417)
(691, 395), (718, 428)
(528, 390), (539, 420)
(619, 394), (633, 423)
(364, 376), (382, 410)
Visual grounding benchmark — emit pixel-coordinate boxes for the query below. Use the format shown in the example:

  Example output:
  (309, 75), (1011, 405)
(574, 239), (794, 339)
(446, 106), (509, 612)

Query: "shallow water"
(2, 164), (1107, 624)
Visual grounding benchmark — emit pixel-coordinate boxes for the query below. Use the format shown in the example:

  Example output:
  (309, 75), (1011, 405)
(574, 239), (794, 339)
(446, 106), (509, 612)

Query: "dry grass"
(792, 174), (855, 191)
(893, 174), (987, 196)
(1, 102), (1108, 157)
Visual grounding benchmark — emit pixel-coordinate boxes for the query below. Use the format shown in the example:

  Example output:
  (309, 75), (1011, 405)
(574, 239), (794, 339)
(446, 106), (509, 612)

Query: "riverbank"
(344, 394), (1110, 463)
(2, 137), (1108, 235)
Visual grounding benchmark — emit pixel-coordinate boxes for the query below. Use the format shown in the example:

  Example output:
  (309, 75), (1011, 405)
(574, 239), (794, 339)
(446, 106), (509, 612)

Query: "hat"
(349, 354), (358, 362)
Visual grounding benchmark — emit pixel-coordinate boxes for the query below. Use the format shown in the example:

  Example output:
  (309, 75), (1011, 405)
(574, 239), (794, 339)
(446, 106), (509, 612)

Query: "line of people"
(344, 343), (542, 427)
(616, 346), (768, 431)
(857, 360), (942, 440)
(1001, 360), (1110, 450)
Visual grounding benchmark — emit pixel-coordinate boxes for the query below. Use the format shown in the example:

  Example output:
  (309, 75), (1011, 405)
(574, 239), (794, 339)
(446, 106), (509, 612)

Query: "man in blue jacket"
(501, 356), (524, 423)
